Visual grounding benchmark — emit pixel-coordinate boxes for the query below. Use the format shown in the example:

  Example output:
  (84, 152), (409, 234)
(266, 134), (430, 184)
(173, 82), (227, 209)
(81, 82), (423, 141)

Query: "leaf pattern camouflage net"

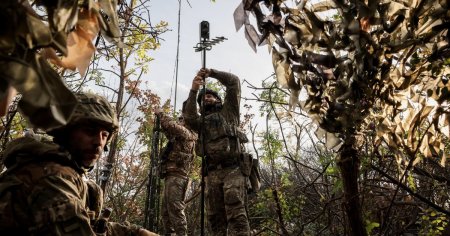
(235, 0), (449, 165)
(0, 0), (121, 130)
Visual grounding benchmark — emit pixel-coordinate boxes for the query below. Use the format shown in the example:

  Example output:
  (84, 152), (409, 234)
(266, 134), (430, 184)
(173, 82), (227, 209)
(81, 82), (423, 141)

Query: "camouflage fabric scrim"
(161, 175), (189, 236)
(0, 0), (121, 129)
(0, 137), (96, 235)
(183, 69), (251, 235)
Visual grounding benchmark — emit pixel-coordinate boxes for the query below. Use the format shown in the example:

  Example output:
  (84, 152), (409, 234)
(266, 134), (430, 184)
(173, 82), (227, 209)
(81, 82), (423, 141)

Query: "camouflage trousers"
(206, 166), (250, 236)
(162, 174), (189, 236)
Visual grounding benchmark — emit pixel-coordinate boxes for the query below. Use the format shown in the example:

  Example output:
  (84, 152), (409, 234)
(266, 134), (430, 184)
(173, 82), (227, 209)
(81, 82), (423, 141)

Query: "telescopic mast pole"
(194, 21), (227, 236)
(199, 21), (208, 236)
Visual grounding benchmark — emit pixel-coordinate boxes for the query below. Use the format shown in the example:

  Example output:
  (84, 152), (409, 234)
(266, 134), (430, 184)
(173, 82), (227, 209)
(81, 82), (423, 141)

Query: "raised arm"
(208, 69), (241, 120)
(157, 111), (197, 141)
(182, 73), (204, 129)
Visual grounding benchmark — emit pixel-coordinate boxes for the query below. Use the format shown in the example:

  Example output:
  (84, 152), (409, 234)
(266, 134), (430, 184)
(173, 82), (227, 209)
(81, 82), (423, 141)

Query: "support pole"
(200, 21), (208, 236)
(193, 21), (227, 236)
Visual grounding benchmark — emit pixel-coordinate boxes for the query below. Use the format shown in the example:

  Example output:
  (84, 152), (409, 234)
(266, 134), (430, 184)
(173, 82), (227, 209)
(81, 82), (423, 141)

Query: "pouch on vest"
(204, 113), (228, 141)
(206, 137), (230, 163)
(239, 152), (253, 176)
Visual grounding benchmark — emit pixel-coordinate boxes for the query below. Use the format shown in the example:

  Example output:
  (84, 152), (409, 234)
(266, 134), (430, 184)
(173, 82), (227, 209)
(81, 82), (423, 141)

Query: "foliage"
(205, 79), (225, 98)
(258, 80), (287, 117)
(3, 1), (450, 235)
(419, 209), (448, 236)
(82, 0), (168, 229)
(238, 0), (450, 235)
(365, 220), (380, 235)
(238, 0), (449, 164)
(245, 79), (450, 234)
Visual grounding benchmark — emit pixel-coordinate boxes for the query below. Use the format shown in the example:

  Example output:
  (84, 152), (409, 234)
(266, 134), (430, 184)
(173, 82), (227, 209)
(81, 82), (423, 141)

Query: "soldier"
(0, 92), (156, 236)
(154, 107), (198, 236)
(183, 68), (251, 235)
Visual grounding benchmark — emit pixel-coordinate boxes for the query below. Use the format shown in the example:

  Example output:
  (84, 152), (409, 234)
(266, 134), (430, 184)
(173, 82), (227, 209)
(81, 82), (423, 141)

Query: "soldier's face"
(68, 124), (110, 168)
(203, 93), (218, 105)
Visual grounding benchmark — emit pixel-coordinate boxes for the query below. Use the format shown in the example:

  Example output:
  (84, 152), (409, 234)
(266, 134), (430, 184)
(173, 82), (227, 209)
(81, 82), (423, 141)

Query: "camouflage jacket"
(0, 137), (96, 235)
(85, 180), (151, 236)
(183, 69), (244, 166)
(160, 113), (198, 177)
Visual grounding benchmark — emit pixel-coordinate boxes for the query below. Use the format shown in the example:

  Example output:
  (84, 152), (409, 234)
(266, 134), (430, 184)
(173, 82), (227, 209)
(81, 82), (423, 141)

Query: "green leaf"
(365, 220), (380, 234)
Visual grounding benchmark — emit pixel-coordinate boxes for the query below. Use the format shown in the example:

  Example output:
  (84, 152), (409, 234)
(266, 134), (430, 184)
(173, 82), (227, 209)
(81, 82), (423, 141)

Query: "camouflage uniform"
(159, 113), (197, 236)
(184, 69), (250, 236)
(0, 92), (137, 235)
(0, 136), (96, 235)
(85, 179), (157, 236)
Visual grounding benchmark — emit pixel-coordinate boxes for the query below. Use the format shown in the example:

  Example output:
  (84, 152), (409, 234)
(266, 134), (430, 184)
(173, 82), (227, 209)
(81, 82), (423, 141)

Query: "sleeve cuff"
(209, 69), (217, 77)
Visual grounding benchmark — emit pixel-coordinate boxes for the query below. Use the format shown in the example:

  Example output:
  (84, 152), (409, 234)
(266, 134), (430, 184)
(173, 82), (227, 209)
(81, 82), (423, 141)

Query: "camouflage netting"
(235, 0), (450, 160)
(0, 0), (121, 130)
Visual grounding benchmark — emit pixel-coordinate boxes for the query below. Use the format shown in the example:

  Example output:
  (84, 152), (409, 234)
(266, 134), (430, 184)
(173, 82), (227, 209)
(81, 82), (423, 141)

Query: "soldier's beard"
(70, 147), (103, 169)
(203, 103), (222, 114)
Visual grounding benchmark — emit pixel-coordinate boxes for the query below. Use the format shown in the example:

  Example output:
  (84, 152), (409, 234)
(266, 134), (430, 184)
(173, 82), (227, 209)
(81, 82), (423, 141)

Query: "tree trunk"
(101, 46), (126, 193)
(272, 187), (290, 235)
(337, 138), (367, 236)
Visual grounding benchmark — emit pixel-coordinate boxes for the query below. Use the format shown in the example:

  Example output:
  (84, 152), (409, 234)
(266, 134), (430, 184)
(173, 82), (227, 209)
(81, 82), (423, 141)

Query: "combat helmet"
(47, 92), (119, 141)
(196, 88), (222, 107)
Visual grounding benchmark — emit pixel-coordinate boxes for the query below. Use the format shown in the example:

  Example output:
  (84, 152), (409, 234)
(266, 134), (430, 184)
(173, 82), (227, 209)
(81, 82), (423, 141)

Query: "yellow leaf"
(283, 25), (300, 46)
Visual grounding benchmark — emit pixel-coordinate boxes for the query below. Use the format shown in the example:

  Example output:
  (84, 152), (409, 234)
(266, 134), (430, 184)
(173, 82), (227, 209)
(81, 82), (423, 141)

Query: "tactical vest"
(200, 112), (248, 166)
(162, 136), (196, 178)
